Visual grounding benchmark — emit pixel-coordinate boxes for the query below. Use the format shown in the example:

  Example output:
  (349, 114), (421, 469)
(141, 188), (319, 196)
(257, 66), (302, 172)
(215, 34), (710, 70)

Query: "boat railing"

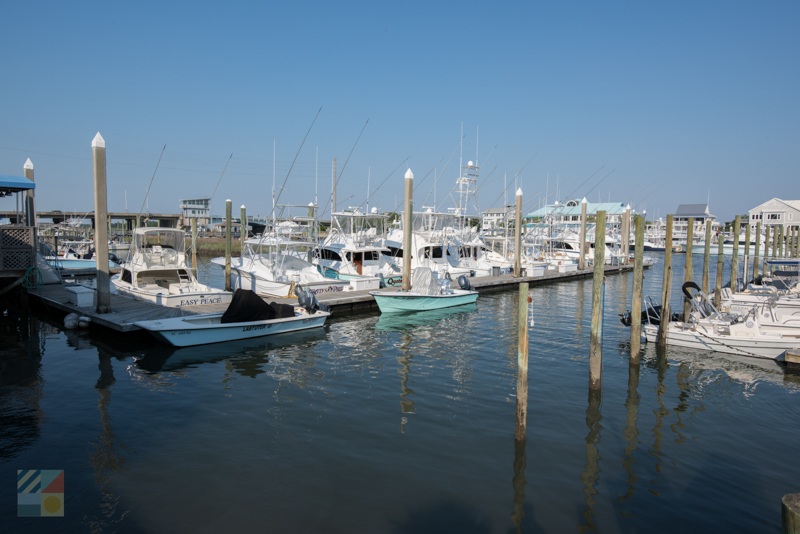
(644, 296), (660, 325)
(36, 235), (63, 281)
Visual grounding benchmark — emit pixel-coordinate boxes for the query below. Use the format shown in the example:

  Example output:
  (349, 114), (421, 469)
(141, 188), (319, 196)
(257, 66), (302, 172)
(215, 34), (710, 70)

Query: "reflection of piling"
(657, 214), (673, 347)
(510, 439), (527, 533)
(589, 211), (606, 389)
(225, 200), (232, 291)
(731, 215), (740, 293)
(618, 361), (640, 501)
(683, 217), (694, 321)
(753, 222), (761, 279)
(715, 237), (724, 305)
(92, 133), (111, 313)
(514, 189), (522, 278)
(630, 215), (645, 359)
(579, 388), (602, 532)
(515, 282), (529, 442)
(402, 169), (413, 291)
(191, 218), (198, 279)
(702, 223), (711, 293)
(579, 197), (588, 270)
(783, 493), (800, 534)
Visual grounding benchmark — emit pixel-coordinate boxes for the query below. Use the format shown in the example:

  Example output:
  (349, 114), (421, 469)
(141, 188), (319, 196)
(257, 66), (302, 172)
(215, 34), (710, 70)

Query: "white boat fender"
(64, 313), (79, 330)
(79, 316), (91, 328)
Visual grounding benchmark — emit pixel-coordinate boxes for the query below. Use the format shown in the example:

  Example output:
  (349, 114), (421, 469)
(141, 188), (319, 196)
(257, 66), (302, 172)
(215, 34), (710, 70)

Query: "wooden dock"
(27, 263), (647, 333)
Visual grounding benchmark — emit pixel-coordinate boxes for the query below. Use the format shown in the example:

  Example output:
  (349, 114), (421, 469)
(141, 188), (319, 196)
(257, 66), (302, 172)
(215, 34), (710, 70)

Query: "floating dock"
(26, 263), (648, 333)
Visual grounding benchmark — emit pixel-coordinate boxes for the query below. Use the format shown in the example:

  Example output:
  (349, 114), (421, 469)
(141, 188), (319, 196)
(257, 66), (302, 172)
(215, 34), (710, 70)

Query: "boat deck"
(27, 263), (648, 333)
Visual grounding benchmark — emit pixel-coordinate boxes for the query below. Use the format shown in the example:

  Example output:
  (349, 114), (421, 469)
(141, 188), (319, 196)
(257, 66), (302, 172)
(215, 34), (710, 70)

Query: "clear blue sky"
(1, 1), (798, 222)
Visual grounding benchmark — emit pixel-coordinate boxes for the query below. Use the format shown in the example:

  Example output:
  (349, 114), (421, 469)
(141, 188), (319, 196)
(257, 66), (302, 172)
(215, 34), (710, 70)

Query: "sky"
(1, 1), (798, 223)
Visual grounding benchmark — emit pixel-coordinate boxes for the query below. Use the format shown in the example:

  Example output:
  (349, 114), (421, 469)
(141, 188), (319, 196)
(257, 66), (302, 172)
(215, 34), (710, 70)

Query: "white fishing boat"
(370, 267), (478, 313)
(134, 289), (330, 347)
(48, 240), (118, 270)
(112, 227), (231, 307)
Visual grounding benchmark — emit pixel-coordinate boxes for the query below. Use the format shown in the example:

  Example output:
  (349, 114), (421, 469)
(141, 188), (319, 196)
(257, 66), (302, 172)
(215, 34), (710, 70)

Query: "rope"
(22, 266), (43, 290)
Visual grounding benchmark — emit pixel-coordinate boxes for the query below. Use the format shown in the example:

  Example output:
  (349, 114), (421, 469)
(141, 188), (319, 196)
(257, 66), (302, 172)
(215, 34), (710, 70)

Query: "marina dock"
(26, 263), (647, 333)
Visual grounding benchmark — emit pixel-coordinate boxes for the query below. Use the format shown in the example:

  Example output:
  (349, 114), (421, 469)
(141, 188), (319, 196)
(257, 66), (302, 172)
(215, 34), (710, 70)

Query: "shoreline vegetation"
(186, 237), (241, 256)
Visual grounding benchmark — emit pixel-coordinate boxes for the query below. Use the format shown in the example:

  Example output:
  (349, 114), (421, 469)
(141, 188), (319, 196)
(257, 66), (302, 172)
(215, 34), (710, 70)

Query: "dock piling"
(630, 215), (645, 360)
(744, 222), (751, 283)
(657, 214), (673, 347)
(783, 493), (800, 534)
(702, 223), (711, 294)
(23, 158), (35, 227)
(514, 188), (522, 277)
(731, 215), (740, 293)
(240, 205), (247, 252)
(225, 199), (232, 292)
(622, 205), (630, 265)
(683, 217), (694, 321)
(191, 217), (198, 279)
(753, 221), (761, 279)
(715, 235), (724, 305)
(515, 282), (529, 441)
(92, 133), (111, 313)
(402, 169), (413, 291)
(589, 210), (606, 389)
(579, 197), (587, 270)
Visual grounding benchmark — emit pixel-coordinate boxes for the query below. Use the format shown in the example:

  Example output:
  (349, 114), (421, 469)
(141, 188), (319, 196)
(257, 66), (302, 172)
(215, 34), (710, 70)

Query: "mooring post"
(240, 205), (247, 253)
(766, 225), (772, 275)
(657, 214), (674, 347)
(744, 222), (751, 283)
(191, 217), (198, 280)
(514, 188), (523, 277)
(630, 215), (645, 360)
(579, 197), (588, 270)
(702, 222), (711, 294)
(715, 235), (724, 306)
(589, 210), (606, 389)
(23, 158), (35, 227)
(683, 217), (694, 321)
(622, 205), (630, 265)
(92, 133), (111, 314)
(730, 216), (740, 293)
(784, 493), (800, 534)
(780, 225), (786, 258)
(402, 169), (413, 291)
(225, 199), (232, 292)
(515, 282), (530, 441)
(753, 221), (761, 279)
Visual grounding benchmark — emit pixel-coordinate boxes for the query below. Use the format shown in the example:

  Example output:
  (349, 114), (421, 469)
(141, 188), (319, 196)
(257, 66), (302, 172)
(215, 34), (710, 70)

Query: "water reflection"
(618, 362), (640, 503)
(374, 304), (477, 332)
(577, 389), (602, 533)
(510, 440), (527, 533)
(397, 333), (415, 424)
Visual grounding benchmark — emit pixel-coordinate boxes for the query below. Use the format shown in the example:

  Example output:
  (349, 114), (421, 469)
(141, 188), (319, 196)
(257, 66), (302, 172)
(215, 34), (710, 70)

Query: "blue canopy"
(0, 175), (35, 195)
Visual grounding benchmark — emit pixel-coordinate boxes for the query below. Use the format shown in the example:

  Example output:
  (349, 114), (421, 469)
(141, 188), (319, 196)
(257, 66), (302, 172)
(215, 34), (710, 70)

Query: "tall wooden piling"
(744, 222), (751, 283)
(753, 221), (761, 279)
(515, 282), (530, 441)
(730, 216), (740, 293)
(333, 157), (337, 214)
(191, 217), (198, 279)
(702, 223), (711, 294)
(657, 214), (674, 347)
(402, 169), (413, 291)
(240, 205), (247, 252)
(715, 236), (724, 306)
(514, 188), (523, 277)
(23, 158), (35, 227)
(630, 215), (645, 360)
(92, 133), (111, 314)
(780, 225), (785, 258)
(622, 205), (631, 265)
(225, 200), (232, 292)
(772, 224), (778, 275)
(683, 217), (694, 321)
(783, 493), (800, 534)
(765, 225), (772, 275)
(589, 210), (606, 390)
(579, 197), (588, 270)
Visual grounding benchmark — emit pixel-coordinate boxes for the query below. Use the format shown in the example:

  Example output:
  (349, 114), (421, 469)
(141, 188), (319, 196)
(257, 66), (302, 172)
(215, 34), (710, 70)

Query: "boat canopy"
(134, 228), (186, 253)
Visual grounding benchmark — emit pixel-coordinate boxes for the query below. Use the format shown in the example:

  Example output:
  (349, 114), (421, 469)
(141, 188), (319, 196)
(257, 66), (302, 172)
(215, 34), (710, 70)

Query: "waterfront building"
(179, 197), (211, 228)
(748, 198), (800, 231)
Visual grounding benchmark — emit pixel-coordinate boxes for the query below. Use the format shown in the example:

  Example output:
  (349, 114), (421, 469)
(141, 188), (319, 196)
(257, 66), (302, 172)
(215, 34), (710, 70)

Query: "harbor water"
(1, 252), (798, 533)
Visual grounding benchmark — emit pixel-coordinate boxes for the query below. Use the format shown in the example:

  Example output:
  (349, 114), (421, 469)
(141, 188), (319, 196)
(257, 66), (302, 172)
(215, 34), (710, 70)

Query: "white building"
(179, 197), (211, 227)
(748, 198), (800, 231)
(673, 204), (719, 244)
(482, 207), (513, 230)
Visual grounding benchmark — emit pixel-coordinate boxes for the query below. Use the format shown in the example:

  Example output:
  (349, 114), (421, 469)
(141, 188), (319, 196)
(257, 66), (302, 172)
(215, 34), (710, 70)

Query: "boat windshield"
(135, 230), (186, 253)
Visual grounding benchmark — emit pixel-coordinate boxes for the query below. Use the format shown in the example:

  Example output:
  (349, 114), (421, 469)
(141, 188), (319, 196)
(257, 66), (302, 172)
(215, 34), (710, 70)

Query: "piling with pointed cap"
(402, 169), (413, 291)
(92, 133), (111, 313)
(589, 210), (606, 390)
(630, 215), (645, 360)
(240, 205), (247, 253)
(515, 281), (529, 441)
(23, 158), (35, 227)
(657, 214), (674, 347)
(579, 197), (588, 270)
(622, 205), (631, 265)
(753, 221), (761, 279)
(715, 234), (724, 306)
(514, 188), (523, 277)
(225, 200), (232, 292)
(702, 222), (712, 294)
(731, 216), (740, 293)
(191, 217), (198, 279)
(683, 217), (694, 321)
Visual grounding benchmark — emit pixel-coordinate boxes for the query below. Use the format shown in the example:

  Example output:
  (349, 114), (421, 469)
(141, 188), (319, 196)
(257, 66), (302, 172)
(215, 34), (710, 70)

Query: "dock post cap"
(226, 199), (231, 203)
(405, 168), (414, 180)
(92, 132), (105, 148)
(581, 197), (587, 204)
(24, 158), (33, 170)
(516, 188), (523, 196)
(626, 204), (631, 210)
(241, 205), (246, 209)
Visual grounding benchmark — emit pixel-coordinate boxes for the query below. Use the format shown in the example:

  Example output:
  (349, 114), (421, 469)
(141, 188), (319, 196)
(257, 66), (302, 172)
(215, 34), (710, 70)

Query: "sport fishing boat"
(370, 267), (478, 313)
(134, 288), (330, 347)
(50, 240), (118, 270)
(112, 227), (232, 308)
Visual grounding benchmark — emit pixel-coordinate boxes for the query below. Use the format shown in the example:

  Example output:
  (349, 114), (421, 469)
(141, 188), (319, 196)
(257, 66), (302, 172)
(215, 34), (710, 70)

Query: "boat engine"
(297, 287), (329, 314)
(457, 275), (473, 291)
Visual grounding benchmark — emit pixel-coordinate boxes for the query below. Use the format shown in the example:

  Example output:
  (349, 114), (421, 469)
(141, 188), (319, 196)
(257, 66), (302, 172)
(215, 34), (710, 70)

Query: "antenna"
(315, 147), (318, 207)
(367, 166), (370, 214)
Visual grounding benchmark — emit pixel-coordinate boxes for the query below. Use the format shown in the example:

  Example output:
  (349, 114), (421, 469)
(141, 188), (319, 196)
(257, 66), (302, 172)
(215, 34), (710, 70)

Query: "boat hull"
(112, 280), (232, 308)
(134, 312), (329, 347)
(643, 324), (791, 360)
(369, 290), (478, 313)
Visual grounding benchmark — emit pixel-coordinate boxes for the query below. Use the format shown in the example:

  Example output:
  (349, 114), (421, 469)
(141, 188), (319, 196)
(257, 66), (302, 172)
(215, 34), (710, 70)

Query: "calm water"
(1, 253), (798, 533)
